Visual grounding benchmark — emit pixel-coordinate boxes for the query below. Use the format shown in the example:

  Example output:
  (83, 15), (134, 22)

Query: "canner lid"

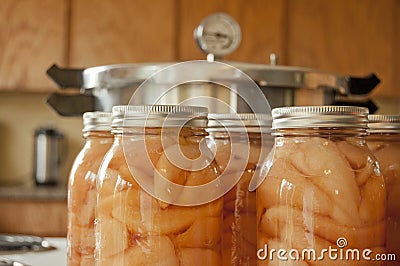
(47, 61), (380, 97)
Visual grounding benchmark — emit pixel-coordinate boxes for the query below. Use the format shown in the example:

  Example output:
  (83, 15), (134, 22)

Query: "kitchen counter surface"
(0, 185), (67, 201)
(0, 185), (67, 236)
(0, 237), (66, 266)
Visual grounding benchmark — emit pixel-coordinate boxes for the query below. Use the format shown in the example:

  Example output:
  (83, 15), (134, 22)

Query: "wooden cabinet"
(0, 0), (177, 91)
(286, 0), (398, 97)
(0, 0), (68, 92)
(0, 0), (398, 97)
(0, 199), (67, 237)
(395, 0), (400, 97)
(69, 0), (176, 67)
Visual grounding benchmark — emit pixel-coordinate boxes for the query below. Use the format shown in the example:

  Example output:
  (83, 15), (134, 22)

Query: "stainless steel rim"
(272, 106), (369, 129)
(82, 111), (112, 132)
(368, 114), (400, 133)
(111, 105), (208, 128)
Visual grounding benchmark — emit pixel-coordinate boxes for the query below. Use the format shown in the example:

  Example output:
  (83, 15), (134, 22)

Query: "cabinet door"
(0, 199), (67, 237)
(395, 0), (400, 98)
(0, 0), (68, 92)
(178, 0), (286, 64)
(69, 0), (176, 67)
(287, 0), (397, 97)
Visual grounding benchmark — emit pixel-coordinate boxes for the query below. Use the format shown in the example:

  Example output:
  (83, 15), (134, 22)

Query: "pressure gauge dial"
(194, 13), (241, 59)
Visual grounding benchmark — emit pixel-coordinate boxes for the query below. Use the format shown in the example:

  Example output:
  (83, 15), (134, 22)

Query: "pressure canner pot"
(45, 13), (380, 116)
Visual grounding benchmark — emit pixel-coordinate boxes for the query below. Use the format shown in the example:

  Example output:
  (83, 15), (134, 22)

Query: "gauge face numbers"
(194, 13), (241, 58)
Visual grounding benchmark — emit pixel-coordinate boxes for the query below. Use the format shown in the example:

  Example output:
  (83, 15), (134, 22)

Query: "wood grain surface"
(395, 0), (400, 97)
(0, 0), (68, 92)
(0, 0), (398, 96)
(69, 0), (176, 67)
(0, 200), (67, 237)
(286, 0), (397, 97)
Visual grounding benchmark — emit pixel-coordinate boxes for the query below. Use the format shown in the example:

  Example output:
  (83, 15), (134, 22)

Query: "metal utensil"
(0, 257), (29, 266)
(0, 235), (56, 252)
(33, 128), (64, 186)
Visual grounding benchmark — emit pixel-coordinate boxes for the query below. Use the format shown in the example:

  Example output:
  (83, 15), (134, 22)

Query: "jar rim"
(368, 114), (400, 133)
(111, 105), (208, 128)
(271, 106), (369, 130)
(207, 113), (272, 133)
(82, 111), (112, 132)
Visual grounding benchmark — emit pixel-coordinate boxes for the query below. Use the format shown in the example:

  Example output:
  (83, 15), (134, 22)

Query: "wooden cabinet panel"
(0, 0), (398, 96)
(0, 0), (68, 92)
(69, 0), (176, 67)
(395, 0), (400, 97)
(287, 0), (397, 97)
(178, 0), (286, 63)
(0, 200), (67, 237)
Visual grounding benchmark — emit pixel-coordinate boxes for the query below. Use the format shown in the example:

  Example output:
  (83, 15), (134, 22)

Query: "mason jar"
(257, 106), (386, 265)
(207, 113), (272, 266)
(95, 105), (223, 266)
(68, 111), (113, 266)
(367, 115), (400, 265)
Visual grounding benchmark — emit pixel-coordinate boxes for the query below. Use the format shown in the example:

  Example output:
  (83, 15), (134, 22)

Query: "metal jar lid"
(207, 113), (272, 133)
(111, 105), (208, 128)
(368, 115), (400, 134)
(82, 111), (112, 132)
(272, 106), (369, 130)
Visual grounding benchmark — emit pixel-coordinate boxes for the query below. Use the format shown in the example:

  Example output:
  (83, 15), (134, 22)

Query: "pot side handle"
(46, 64), (84, 89)
(347, 73), (380, 95)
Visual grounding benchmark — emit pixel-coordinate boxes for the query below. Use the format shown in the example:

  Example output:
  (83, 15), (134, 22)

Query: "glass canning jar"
(367, 115), (400, 264)
(257, 106), (386, 265)
(68, 111), (113, 266)
(95, 105), (223, 266)
(207, 113), (273, 266)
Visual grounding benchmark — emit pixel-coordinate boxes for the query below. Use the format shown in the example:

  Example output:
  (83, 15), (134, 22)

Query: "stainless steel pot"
(45, 13), (380, 115)
(45, 61), (380, 116)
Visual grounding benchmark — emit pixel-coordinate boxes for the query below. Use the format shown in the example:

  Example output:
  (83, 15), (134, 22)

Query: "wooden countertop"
(0, 186), (67, 237)
(0, 185), (67, 201)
